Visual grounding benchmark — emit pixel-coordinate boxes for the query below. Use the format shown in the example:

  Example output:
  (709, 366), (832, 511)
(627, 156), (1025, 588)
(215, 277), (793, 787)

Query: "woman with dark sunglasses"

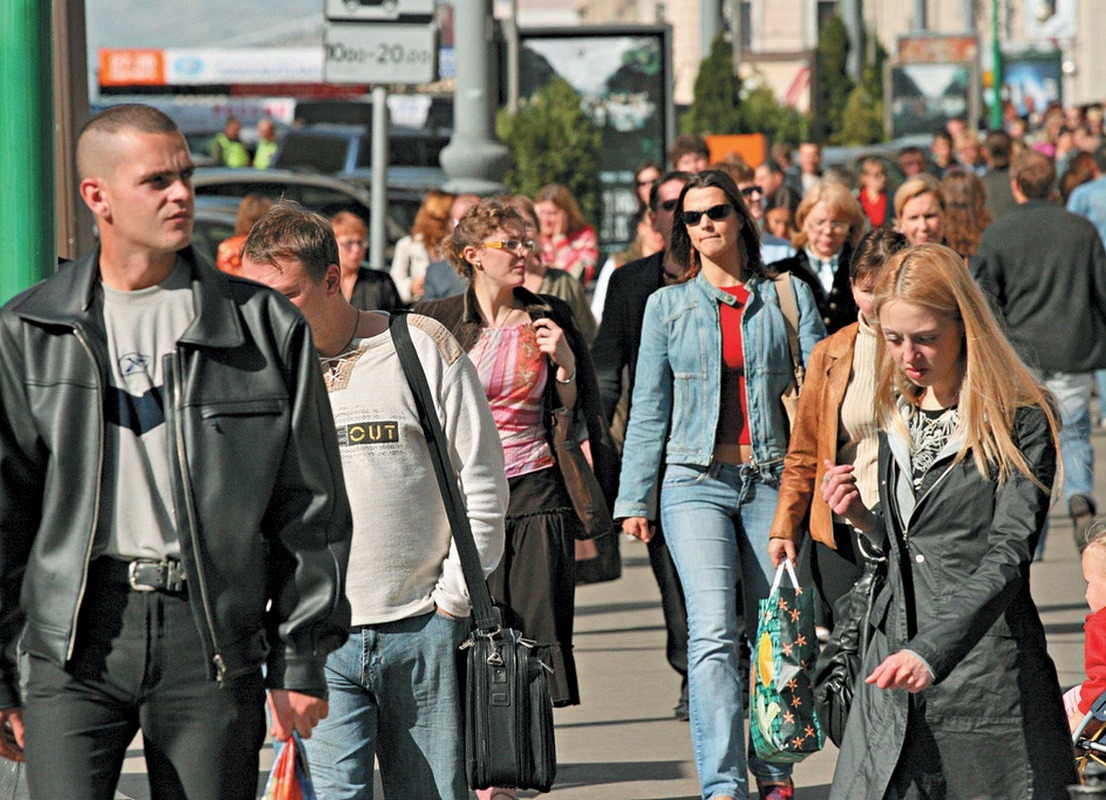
(615, 170), (826, 800)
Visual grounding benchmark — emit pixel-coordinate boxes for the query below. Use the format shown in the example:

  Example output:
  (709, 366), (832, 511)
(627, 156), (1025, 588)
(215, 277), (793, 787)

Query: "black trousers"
(22, 568), (266, 800)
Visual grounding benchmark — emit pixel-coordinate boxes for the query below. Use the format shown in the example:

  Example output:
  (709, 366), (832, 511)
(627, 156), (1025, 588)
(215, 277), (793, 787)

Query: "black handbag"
(390, 313), (557, 793)
(812, 533), (887, 747)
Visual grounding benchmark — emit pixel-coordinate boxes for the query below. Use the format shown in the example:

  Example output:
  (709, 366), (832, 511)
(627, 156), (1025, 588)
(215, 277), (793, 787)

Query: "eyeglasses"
(740, 185), (764, 197)
(482, 239), (536, 254)
(680, 204), (734, 226)
(657, 199), (679, 212)
(809, 219), (850, 233)
(337, 239), (368, 250)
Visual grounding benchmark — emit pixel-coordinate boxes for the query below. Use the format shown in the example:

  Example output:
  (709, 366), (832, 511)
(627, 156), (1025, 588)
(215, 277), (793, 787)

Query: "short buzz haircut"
(76, 103), (181, 179)
(242, 201), (339, 282)
(1011, 150), (1057, 200)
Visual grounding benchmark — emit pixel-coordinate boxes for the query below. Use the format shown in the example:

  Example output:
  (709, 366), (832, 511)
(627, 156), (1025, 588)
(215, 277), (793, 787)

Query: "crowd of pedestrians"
(5, 98), (1106, 800)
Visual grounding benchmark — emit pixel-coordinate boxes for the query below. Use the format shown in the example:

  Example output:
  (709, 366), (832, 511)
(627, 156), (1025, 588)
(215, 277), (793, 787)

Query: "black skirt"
(489, 466), (579, 707)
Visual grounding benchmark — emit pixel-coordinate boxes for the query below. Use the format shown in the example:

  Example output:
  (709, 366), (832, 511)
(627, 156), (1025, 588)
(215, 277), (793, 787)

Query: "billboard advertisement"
(887, 62), (974, 138)
(517, 26), (672, 255)
(1003, 50), (1063, 118)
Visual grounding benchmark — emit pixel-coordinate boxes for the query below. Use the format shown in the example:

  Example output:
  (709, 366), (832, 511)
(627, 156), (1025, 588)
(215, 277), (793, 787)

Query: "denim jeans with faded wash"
(661, 461), (792, 800)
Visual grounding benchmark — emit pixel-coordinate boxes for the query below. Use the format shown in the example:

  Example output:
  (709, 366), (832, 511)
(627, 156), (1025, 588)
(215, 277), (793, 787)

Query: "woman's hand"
(767, 538), (797, 568)
(866, 650), (934, 693)
(820, 459), (876, 532)
(622, 516), (654, 543)
(533, 318), (575, 379)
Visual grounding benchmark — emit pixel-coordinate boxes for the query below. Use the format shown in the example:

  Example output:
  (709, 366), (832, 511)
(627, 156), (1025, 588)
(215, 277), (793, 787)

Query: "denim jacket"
(613, 271), (825, 520)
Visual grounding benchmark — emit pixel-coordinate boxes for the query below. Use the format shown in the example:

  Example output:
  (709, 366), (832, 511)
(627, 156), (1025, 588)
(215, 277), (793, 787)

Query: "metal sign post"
(324, 0), (438, 271)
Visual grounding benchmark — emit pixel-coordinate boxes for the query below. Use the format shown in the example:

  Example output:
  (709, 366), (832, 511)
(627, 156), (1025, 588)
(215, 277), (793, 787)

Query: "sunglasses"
(740, 185), (764, 197)
(657, 199), (679, 212)
(680, 204), (734, 226)
(636, 178), (658, 187)
(482, 239), (536, 253)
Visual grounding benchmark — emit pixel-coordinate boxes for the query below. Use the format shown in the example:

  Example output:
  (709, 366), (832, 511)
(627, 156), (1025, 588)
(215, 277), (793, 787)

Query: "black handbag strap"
(389, 313), (501, 633)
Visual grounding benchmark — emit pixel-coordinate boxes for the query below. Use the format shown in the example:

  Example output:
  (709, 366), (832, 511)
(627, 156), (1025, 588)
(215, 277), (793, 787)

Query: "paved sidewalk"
(115, 439), (1097, 800)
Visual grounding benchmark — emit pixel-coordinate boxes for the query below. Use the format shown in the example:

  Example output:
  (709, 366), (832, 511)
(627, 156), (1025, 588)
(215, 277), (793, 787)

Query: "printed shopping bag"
(263, 731), (317, 800)
(750, 558), (824, 763)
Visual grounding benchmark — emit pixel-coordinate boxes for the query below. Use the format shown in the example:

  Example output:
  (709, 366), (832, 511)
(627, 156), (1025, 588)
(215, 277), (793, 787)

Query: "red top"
(1080, 606), (1106, 714)
(860, 190), (888, 229)
(716, 285), (751, 447)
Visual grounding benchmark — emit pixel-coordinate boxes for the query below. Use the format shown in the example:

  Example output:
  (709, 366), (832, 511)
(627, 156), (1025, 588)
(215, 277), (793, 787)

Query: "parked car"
(271, 125), (448, 180)
(190, 168), (422, 266)
(190, 197), (239, 265)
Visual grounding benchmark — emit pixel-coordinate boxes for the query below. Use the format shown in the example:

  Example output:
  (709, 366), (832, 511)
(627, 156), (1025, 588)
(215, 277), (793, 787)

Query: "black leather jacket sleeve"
(259, 311), (353, 695)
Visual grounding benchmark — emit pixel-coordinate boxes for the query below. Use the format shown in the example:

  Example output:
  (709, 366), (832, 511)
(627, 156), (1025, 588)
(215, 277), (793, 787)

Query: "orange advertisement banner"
(99, 49), (167, 86)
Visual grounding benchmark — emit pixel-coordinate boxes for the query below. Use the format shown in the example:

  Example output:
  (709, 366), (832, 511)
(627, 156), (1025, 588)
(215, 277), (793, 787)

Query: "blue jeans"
(305, 610), (470, 800)
(1047, 371), (1095, 502)
(660, 462), (791, 800)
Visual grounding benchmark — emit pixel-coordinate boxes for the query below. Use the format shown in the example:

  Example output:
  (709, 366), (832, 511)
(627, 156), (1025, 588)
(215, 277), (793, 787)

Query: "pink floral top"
(469, 323), (554, 478)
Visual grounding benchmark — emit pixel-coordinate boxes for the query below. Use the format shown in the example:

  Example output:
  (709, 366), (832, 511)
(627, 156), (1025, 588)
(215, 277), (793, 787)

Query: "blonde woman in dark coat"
(822, 244), (1076, 799)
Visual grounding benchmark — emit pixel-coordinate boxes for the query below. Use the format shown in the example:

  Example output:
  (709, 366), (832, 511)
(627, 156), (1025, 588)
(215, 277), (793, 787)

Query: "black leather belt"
(95, 558), (187, 594)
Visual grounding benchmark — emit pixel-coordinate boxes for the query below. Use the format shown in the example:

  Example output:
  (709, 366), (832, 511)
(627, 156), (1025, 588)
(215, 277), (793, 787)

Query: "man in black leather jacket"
(0, 104), (352, 799)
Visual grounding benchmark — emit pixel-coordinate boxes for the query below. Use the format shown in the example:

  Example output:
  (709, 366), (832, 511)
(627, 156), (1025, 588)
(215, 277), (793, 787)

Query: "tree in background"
(681, 33), (809, 149)
(497, 77), (602, 225)
(839, 30), (889, 145)
(680, 33), (742, 136)
(814, 15), (855, 144)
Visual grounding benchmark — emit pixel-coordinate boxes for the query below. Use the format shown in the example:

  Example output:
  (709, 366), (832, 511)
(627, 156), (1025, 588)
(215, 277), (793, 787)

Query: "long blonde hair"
(874, 243), (1059, 485)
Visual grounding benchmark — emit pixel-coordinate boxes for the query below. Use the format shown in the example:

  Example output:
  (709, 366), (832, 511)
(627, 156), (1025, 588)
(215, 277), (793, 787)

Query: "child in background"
(1067, 521), (1106, 732)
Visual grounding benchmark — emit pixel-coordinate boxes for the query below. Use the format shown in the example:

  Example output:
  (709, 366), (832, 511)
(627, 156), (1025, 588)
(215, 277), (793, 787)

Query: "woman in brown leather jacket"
(767, 229), (907, 622)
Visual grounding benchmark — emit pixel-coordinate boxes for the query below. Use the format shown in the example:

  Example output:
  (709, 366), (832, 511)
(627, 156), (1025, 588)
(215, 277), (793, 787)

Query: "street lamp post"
(439, 0), (510, 195)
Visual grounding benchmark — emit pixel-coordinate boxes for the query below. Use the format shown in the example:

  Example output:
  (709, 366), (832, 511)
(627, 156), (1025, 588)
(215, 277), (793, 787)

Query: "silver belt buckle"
(127, 559), (186, 592)
(128, 560), (158, 592)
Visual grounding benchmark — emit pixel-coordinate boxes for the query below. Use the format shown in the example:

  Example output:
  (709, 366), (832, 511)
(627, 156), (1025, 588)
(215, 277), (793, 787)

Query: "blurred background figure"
(391, 189), (456, 305)
(894, 173), (948, 247)
(981, 129), (1018, 219)
(421, 193), (479, 301)
(510, 195), (597, 344)
(954, 130), (987, 176)
(215, 194), (273, 275)
(793, 140), (825, 194)
(1061, 151), (1097, 204)
(535, 184), (599, 286)
(331, 211), (403, 311)
(930, 130), (958, 176)
(667, 134), (710, 173)
(856, 156), (890, 229)
(716, 158), (794, 265)
(756, 157), (798, 215)
(897, 145), (930, 179)
(764, 193), (796, 241)
(941, 167), (993, 266)
(253, 118), (278, 169)
(209, 116), (250, 168)
(632, 160), (662, 223)
(776, 179), (866, 333)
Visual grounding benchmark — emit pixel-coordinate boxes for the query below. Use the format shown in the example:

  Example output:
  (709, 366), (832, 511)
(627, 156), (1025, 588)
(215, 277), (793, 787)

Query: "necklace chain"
(318, 309), (361, 388)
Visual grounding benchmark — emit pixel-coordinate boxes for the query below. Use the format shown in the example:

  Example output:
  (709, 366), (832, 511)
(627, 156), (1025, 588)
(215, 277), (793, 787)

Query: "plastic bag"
(262, 731), (317, 800)
(750, 558), (824, 763)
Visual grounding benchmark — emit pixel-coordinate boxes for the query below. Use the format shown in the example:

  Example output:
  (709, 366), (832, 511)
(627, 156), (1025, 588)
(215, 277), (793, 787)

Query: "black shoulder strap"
(389, 313), (500, 633)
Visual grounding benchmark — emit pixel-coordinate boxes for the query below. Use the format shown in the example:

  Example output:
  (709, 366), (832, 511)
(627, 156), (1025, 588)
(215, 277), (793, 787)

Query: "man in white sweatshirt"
(241, 201), (508, 799)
